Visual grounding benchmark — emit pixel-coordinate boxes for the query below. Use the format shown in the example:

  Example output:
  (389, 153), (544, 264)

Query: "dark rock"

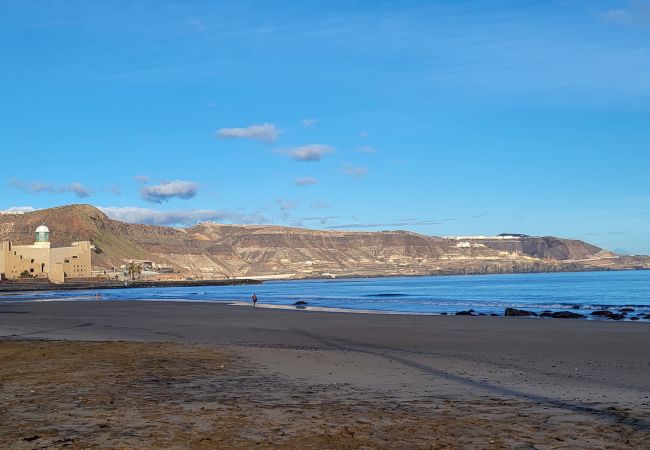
(505, 308), (538, 317)
(630, 316), (639, 321)
(643, 314), (650, 320)
(293, 301), (308, 306)
(571, 305), (581, 310)
(619, 307), (634, 313)
(490, 313), (499, 316)
(455, 309), (476, 316)
(539, 311), (553, 317)
(610, 313), (626, 320)
(591, 310), (614, 318)
(551, 311), (586, 319)
(440, 312), (448, 315)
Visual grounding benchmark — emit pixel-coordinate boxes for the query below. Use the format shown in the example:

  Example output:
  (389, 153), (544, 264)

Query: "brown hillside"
(0, 204), (626, 278)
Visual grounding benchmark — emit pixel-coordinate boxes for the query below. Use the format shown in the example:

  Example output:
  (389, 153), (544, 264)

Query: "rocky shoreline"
(493, 306), (650, 321)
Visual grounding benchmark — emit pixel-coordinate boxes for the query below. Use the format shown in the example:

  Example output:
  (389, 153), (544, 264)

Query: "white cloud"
(10, 180), (93, 198)
(216, 123), (279, 143)
(301, 118), (318, 128)
(342, 165), (368, 178)
(69, 183), (92, 198)
(279, 144), (335, 161)
(0, 206), (36, 215)
(140, 180), (199, 203)
(99, 206), (266, 226)
(295, 177), (318, 186)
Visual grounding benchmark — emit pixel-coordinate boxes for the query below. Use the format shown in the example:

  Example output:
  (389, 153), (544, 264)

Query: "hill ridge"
(0, 204), (644, 279)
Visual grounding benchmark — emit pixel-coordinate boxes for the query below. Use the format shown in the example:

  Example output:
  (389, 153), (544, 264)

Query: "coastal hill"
(0, 204), (646, 279)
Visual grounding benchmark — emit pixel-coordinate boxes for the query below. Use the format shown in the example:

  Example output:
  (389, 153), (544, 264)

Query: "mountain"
(0, 204), (645, 279)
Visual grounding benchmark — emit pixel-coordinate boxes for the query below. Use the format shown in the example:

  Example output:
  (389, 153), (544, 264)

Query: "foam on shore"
(228, 301), (438, 315)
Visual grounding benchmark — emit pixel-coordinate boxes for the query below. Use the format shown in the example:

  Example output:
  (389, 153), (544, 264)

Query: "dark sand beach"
(1, 300), (649, 449)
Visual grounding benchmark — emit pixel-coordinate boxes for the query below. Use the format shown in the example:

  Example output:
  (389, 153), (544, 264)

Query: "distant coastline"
(0, 278), (261, 293)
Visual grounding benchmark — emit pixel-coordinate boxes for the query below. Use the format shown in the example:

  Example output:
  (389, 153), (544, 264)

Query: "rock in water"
(591, 310), (614, 318)
(455, 310), (476, 316)
(504, 308), (538, 317)
(293, 300), (308, 306)
(550, 311), (586, 319)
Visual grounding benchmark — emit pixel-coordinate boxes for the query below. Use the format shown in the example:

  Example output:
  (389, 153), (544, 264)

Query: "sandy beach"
(1, 300), (649, 449)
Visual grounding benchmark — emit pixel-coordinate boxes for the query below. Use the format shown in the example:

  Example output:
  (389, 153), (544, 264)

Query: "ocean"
(1, 270), (649, 319)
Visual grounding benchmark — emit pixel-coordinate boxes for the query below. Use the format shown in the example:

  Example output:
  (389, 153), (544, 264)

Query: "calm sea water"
(1, 270), (649, 318)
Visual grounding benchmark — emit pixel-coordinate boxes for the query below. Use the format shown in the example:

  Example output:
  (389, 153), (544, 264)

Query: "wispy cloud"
(600, 3), (650, 28)
(328, 219), (442, 229)
(134, 175), (151, 184)
(342, 165), (368, 178)
(10, 180), (93, 198)
(275, 199), (298, 210)
(359, 131), (369, 138)
(104, 185), (122, 195)
(279, 144), (334, 161)
(99, 206), (266, 226)
(295, 177), (318, 186)
(140, 180), (199, 203)
(301, 118), (318, 128)
(310, 201), (330, 209)
(216, 123), (279, 144)
(295, 215), (340, 225)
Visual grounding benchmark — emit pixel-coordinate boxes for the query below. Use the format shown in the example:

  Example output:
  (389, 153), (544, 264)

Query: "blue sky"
(1, 0), (649, 253)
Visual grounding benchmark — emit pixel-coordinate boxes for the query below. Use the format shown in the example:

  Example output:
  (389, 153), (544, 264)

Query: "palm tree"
(127, 261), (142, 280)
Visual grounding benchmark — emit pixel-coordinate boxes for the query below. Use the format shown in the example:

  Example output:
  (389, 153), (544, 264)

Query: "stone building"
(0, 225), (92, 283)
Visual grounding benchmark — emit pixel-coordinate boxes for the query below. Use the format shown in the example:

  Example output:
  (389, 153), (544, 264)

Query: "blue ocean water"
(1, 270), (649, 318)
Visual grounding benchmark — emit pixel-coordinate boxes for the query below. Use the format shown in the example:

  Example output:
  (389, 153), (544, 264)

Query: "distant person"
(95, 293), (101, 301)
(251, 293), (258, 307)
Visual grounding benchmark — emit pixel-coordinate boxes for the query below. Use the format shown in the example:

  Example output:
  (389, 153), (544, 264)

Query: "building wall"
(0, 240), (92, 283)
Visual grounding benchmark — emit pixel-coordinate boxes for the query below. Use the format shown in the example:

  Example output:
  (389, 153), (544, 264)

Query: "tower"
(34, 224), (51, 249)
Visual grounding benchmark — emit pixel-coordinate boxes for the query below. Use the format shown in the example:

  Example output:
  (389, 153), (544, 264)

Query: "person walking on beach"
(251, 293), (258, 307)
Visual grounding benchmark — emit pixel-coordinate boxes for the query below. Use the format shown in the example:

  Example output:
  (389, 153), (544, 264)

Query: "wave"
(365, 293), (410, 298)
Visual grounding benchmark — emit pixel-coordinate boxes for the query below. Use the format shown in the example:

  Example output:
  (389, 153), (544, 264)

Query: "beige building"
(0, 225), (92, 284)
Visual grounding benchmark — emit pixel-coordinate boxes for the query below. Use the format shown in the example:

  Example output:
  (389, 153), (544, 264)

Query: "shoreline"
(229, 301), (650, 321)
(0, 278), (261, 293)
(1, 296), (648, 322)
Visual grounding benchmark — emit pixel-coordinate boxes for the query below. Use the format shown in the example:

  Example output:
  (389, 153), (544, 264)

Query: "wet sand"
(1, 300), (649, 448)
